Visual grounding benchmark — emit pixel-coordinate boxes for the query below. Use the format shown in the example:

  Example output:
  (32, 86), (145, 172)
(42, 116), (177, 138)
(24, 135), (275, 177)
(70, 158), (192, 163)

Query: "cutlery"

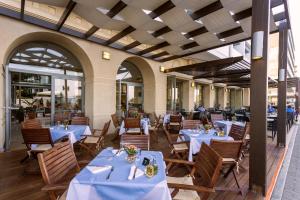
(106, 166), (114, 180)
(133, 166), (138, 179)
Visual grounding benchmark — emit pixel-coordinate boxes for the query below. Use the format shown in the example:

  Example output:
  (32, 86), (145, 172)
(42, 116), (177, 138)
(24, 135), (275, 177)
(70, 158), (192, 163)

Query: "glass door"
(53, 78), (83, 124)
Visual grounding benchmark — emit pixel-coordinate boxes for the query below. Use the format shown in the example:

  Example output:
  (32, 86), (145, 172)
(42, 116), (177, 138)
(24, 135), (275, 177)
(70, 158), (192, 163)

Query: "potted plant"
(22, 99), (38, 119)
(124, 145), (138, 163)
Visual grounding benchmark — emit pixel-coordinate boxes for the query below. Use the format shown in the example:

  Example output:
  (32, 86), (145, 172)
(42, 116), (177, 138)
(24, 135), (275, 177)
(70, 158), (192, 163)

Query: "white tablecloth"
(119, 118), (149, 135)
(179, 129), (234, 161)
(214, 120), (245, 135)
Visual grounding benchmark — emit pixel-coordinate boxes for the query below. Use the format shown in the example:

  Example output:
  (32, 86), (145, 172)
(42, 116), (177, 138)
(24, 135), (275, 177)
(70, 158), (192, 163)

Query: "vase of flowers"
(63, 120), (69, 130)
(124, 145), (138, 163)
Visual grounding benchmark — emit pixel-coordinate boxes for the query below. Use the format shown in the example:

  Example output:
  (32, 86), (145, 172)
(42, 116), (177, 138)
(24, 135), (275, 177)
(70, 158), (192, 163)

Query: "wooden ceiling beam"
(152, 26), (172, 37)
(149, 0), (175, 19)
(106, 1), (127, 18)
(105, 26), (136, 45)
(184, 27), (208, 39)
(232, 8), (252, 21)
(213, 78), (250, 83)
(193, 69), (250, 79)
(57, 0), (76, 31)
(85, 25), (99, 39)
(137, 41), (169, 55)
(123, 41), (141, 50)
(216, 27), (244, 39)
(189, 0), (223, 20)
(181, 42), (199, 50)
(20, 0), (25, 20)
(149, 51), (169, 59)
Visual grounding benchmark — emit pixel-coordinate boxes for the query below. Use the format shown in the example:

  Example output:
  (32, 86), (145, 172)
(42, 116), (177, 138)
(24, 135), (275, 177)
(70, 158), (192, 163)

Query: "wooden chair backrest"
(21, 128), (53, 149)
(100, 120), (111, 138)
(210, 113), (224, 123)
(37, 141), (79, 185)
(194, 143), (222, 199)
(21, 119), (42, 129)
(121, 134), (150, 150)
(210, 140), (243, 160)
(71, 116), (89, 125)
(162, 126), (174, 146)
(187, 112), (194, 120)
(124, 118), (141, 129)
(182, 120), (201, 129)
(229, 124), (246, 141)
(245, 122), (250, 136)
(111, 114), (120, 128)
(170, 115), (182, 123)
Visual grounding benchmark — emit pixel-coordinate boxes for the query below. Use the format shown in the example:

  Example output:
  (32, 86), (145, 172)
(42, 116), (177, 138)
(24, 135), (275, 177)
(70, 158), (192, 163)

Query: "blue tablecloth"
(66, 148), (171, 200)
(50, 125), (91, 143)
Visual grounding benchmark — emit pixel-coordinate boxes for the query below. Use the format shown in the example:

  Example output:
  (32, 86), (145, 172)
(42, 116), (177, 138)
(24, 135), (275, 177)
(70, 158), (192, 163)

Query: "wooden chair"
(120, 134), (150, 150)
(182, 120), (201, 129)
(210, 113), (224, 124)
(165, 143), (223, 200)
(111, 113), (121, 140)
(210, 140), (244, 195)
(21, 119), (42, 129)
(228, 124), (246, 141)
(168, 115), (182, 133)
(124, 118), (142, 134)
(163, 126), (189, 160)
(79, 120), (111, 157)
(20, 128), (55, 163)
(37, 141), (86, 200)
(71, 116), (89, 125)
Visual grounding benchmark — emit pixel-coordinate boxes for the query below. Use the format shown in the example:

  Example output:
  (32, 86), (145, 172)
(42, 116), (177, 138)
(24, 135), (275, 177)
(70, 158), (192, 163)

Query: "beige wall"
(243, 88), (250, 106)
(182, 80), (195, 111)
(0, 16), (167, 149)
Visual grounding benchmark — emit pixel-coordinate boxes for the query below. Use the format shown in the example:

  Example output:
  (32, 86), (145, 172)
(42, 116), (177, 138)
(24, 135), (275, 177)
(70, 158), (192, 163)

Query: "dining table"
(119, 118), (150, 135)
(214, 120), (245, 135)
(50, 125), (91, 144)
(66, 148), (171, 200)
(179, 129), (234, 161)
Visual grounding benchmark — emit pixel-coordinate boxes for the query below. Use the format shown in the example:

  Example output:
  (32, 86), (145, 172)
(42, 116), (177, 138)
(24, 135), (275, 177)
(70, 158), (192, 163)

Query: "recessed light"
(142, 9), (152, 15)
(195, 19), (203, 24)
(236, 21), (240, 24)
(154, 17), (163, 22)
(220, 38), (226, 42)
(229, 11), (235, 16)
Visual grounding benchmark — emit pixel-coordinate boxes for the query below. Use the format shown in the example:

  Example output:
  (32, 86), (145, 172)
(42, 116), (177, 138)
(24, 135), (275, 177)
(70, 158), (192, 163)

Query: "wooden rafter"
(150, 51), (169, 59)
(217, 27), (244, 39)
(137, 41), (169, 56)
(85, 26), (99, 39)
(184, 27), (208, 39)
(105, 26), (136, 45)
(123, 41), (141, 50)
(20, 0), (25, 20)
(232, 8), (252, 21)
(152, 26), (172, 37)
(106, 1), (127, 18)
(193, 69), (250, 79)
(189, 0), (223, 20)
(181, 42), (198, 50)
(57, 0), (76, 31)
(149, 0), (175, 19)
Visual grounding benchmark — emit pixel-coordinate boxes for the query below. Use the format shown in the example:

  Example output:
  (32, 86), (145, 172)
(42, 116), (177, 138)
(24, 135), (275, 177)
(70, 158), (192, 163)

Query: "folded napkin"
(87, 165), (112, 174)
(128, 165), (144, 180)
(112, 149), (124, 156)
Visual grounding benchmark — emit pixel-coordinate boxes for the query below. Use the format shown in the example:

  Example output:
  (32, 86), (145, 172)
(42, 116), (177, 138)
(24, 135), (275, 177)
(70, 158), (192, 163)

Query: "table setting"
(66, 146), (171, 200)
(179, 125), (233, 161)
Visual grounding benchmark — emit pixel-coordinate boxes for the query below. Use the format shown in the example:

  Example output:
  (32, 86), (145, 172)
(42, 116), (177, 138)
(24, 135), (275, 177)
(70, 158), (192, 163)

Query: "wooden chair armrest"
(172, 141), (189, 145)
(78, 160), (90, 168)
(41, 183), (68, 191)
(164, 158), (195, 166)
(168, 183), (215, 193)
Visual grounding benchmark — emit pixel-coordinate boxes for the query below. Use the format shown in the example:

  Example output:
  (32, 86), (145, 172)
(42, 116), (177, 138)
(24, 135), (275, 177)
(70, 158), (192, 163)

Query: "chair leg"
(20, 154), (29, 164)
(224, 164), (235, 178)
(232, 170), (243, 196)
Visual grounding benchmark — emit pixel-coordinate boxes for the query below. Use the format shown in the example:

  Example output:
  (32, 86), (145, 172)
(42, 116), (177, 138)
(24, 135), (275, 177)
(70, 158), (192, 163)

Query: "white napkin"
(87, 165), (111, 174)
(128, 165), (144, 180)
(112, 149), (124, 156)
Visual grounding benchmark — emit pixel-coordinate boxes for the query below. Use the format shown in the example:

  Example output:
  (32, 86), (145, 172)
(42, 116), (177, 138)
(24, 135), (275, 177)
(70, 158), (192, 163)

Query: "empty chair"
(71, 116), (89, 125)
(165, 143), (223, 200)
(79, 120), (111, 157)
(210, 113), (224, 124)
(182, 120), (201, 129)
(124, 118), (142, 134)
(21, 118), (42, 129)
(21, 128), (54, 163)
(229, 124), (246, 141)
(169, 115), (182, 125)
(210, 140), (244, 195)
(37, 141), (83, 200)
(120, 134), (150, 150)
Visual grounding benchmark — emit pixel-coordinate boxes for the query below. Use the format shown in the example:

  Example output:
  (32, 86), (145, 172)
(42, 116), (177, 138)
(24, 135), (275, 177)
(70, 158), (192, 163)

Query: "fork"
(106, 166), (114, 180)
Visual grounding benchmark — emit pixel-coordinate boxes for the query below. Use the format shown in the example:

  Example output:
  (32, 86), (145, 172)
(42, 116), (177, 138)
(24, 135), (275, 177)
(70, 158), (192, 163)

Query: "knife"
(133, 166), (138, 180)
(106, 166), (114, 180)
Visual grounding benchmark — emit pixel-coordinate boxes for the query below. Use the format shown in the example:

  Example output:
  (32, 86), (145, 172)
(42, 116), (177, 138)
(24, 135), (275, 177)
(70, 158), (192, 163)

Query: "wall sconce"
(211, 85), (214, 90)
(252, 31), (264, 60)
(159, 66), (165, 72)
(191, 80), (195, 87)
(102, 51), (111, 60)
(225, 88), (228, 92)
(279, 68), (286, 82)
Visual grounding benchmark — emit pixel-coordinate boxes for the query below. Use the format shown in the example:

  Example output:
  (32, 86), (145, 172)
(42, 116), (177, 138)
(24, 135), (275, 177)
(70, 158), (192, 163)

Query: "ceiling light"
(220, 38), (226, 42)
(236, 20), (240, 24)
(229, 11), (235, 16)
(147, 30), (154, 34)
(181, 32), (187, 35)
(142, 9), (152, 15)
(252, 31), (264, 60)
(195, 19), (203, 24)
(189, 37), (194, 40)
(96, 7), (109, 15)
(154, 17), (163, 22)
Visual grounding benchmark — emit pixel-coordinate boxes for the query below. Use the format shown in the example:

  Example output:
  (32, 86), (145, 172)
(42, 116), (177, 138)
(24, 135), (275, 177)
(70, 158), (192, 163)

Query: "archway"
(115, 56), (156, 117)
(4, 32), (93, 150)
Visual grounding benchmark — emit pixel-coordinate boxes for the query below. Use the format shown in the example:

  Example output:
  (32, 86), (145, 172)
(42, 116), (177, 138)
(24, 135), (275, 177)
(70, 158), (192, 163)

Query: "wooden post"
(249, 0), (270, 196)
(277, 22), (288, 147)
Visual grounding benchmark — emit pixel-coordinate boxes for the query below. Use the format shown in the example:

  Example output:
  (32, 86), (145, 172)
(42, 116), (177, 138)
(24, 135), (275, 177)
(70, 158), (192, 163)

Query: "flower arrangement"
(124, 145), (138, 155)
(63, 120), (69, 130)
(204, 124), (212, 130)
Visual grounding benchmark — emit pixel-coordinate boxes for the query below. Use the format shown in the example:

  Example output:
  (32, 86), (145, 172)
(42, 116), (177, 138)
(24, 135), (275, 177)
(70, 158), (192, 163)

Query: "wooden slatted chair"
(37, 141), (86, 200)
(182, 120), (201, 129)
(165, 143), (223, 200)
(21, 119), (42, 129)
(163, 126), (189, 160)
(79, 120), (111, 157)
(210, 113), (224, 124)
(168, 115), (182, 133)
(124, 118), (142, 134)
(120, 134), (150, 150)
(228, 124), (246, 141)
(210, 140), (244, 195)
(111, 113), (121, 140)
(20, 128), (55, 163)
(71, 116), (89, 125)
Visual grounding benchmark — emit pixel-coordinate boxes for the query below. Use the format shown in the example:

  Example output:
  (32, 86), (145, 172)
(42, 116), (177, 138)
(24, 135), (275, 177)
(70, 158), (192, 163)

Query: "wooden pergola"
(0, 0), (296, 197)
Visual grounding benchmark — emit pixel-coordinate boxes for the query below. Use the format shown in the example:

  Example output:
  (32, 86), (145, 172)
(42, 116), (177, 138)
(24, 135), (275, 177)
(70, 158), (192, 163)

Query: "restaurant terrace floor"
(1, 124), (298, 200)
